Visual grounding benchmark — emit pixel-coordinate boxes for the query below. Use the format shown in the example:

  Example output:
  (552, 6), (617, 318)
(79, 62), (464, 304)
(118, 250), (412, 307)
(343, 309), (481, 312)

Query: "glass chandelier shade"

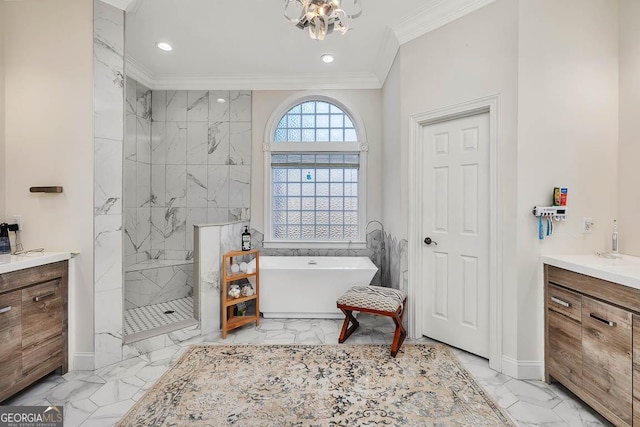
(284, 0), (363, 41)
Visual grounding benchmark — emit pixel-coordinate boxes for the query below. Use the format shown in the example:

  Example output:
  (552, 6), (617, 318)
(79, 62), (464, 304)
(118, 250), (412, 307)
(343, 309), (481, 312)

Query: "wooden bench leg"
(390, 301), (407, 357)
(338, 307), (360, 343)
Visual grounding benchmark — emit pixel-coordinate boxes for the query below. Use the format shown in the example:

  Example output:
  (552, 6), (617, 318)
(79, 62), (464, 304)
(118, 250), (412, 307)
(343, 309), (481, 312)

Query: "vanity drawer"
(547, 284), (581, 322)
(21, 279), (63, 349)
(22, 335), (62, 378)
(0, 290), (23, 392)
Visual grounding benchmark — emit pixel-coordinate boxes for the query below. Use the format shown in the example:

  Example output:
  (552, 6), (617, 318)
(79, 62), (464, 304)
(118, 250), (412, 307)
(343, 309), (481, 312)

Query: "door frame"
(408, 94), (503, 372)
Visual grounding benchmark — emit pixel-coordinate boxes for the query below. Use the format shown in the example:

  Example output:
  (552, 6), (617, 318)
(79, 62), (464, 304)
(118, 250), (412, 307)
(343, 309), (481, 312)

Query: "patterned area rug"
(118, 344), (514, 426)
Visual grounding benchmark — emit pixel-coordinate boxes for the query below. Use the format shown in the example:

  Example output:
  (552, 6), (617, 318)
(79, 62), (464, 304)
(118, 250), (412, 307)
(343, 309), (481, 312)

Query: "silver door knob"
(424, 237), (438, 245)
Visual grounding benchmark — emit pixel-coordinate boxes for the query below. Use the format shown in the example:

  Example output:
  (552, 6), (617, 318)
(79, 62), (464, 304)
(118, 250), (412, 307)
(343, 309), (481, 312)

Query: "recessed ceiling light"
(156, 42), (173, 51)
(321, 54), (334, 63)
(216, 98), (227, 104)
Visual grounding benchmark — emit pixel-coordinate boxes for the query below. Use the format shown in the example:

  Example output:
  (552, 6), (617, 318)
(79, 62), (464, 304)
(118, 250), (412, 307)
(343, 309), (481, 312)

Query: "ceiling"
(118, 0), (496, 90)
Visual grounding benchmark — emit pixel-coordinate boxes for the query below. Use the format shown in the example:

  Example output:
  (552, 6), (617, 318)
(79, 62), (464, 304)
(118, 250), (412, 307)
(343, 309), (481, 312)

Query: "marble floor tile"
(3, 316), (613, 427)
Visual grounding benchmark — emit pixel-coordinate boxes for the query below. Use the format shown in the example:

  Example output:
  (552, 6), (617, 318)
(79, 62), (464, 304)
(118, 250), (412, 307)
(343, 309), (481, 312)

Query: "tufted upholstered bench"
(336, 285), (408, 357)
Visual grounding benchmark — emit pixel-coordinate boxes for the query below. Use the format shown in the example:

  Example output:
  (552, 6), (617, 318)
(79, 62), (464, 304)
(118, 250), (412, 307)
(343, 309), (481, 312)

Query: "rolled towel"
(247, 258), (256, 274)
(230, 263), (240, 274)
(239, 262), (248, 273)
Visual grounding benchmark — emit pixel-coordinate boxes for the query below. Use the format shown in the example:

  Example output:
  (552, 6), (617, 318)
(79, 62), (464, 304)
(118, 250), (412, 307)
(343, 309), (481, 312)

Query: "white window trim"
(263, 92), (368, 249)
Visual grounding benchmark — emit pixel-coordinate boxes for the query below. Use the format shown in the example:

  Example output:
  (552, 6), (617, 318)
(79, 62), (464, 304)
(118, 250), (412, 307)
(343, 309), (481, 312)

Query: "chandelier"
(284, 0), (363, 41)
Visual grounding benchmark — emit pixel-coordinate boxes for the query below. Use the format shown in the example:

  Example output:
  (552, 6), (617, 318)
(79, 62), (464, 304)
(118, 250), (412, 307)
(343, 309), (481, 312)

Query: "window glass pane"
(316, 169), (329, 182)
(317, 102), (330, 113)
(302, 102), (315, 114)
(287, 211), (301, 224)
(317, 211), (330, 224)
(330, 104), (342, 113)
(344, 183), (358, 196)
(275, 129), (287, 142)
(330, 169), (344, 182)
(344, 212), (358, 225)
(301, 197), (315, 210)
(273, 169), (287, 182)
(330, 129), (344, 141)
(302, 226), (315, 239)
(274, 197), (287, 210)
(317, 226), (329, 239)
(273, 211), (286, 224)
(302, 129), (315, 142)
(288, 129), (301, 142)
(288, 225), (301, 239)
(330, 115), (344, 128)
(330, 226), (344, 239)
(301, 183), (315, 196)
(274, 226), (286, 238)
(330, 183), (344, 197)
(316, 198), (329, 210)
(287, 114), (301, 128)
(344, 197), (358, 211)
(345, 129), (357, 142)
(330, 197), (344, 210)
(344, 226), (358, 239)
(316, 129), (329, 142)
(316, 183), (329, 196)
(287, 169), (301, 181)
(288, 197), (301, 210)
(289, 104), (301, 114)
(303, 169), (315, 181)
(274, 183), (286, 197)
(301, 212), (315, 225)
(302, 115), (315, 128)
(344, 116), (354, 128)
(316, 115), (329, 128)
(288, 183), (301, 196)
(278, 117), (287, 128)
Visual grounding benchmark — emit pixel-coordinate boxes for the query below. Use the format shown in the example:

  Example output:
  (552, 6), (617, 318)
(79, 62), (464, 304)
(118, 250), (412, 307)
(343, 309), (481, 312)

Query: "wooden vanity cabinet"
(0, 261), (68, 402)
(582, 296), (632, 426)
(545, 283), (582, 388)
(545, 264), (639, 427)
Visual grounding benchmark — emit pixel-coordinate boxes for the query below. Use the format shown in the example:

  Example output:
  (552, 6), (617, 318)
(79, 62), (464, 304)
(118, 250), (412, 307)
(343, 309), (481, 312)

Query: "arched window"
(264, 95), (367, 247)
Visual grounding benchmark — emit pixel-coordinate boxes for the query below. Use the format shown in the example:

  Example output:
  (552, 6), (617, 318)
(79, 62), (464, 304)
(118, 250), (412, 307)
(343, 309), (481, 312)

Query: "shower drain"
(164, 310), (175, 315)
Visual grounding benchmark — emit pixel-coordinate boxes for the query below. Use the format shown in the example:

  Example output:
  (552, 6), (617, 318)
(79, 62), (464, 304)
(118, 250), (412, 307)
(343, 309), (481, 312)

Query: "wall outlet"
(12, 215), (22, 231)
(582, 217), (594, 234)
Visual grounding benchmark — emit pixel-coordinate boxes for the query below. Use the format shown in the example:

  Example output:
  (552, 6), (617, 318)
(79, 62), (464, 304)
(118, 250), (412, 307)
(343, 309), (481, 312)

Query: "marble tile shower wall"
(124, 77), (152, 267)
(94, 0), (125, 369)
(150, 90), (252, 262)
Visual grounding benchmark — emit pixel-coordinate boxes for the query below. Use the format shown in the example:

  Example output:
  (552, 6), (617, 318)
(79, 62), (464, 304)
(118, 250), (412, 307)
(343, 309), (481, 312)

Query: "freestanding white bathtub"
(247, 256), (378, 319)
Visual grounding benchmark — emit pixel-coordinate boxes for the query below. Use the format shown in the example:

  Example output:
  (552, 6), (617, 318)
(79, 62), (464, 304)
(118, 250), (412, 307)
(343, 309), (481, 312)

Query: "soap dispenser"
(612, 219), (619, 255)
(0, 223), (11, 254)
(241, 226), (251, 251)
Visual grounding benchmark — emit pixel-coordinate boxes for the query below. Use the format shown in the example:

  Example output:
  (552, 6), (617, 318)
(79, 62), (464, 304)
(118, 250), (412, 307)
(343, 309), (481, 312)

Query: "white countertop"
(0, 251), (72, 275)
(541, 253), (640, 290)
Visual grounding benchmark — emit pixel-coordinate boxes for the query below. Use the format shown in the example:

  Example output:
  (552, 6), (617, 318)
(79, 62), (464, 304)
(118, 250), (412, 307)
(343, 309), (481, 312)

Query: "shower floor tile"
(124, 297), (194, 336)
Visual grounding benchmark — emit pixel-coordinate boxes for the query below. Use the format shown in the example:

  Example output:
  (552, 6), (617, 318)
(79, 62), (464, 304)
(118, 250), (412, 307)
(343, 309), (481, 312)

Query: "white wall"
(381, 53), (402, 238)
(390, 0), (520, 360)
(4, 0), (94, 353)
(517, 0), (619, 362)
(250, 89), (383, 233)
(619, 0), (640, 256)
(0, 1), (6, 221)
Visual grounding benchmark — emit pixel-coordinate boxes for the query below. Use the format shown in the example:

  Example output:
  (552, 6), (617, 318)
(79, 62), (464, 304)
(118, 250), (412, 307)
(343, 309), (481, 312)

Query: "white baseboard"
(72, 352), (95, 371)
(502, 356), (543, 380)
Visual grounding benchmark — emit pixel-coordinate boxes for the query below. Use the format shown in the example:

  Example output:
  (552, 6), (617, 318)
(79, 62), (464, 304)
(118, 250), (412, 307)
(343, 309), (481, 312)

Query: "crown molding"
(374, 27), (400, 86)
(139, 72), (381, 91)
(125, 56), (154, 89)
(99, 0), (135, 11)
(392, 0), (496, 45)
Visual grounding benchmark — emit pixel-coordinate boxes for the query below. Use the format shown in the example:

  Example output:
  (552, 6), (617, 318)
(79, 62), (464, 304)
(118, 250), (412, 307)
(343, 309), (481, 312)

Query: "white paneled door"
(421, 112), (490, 358)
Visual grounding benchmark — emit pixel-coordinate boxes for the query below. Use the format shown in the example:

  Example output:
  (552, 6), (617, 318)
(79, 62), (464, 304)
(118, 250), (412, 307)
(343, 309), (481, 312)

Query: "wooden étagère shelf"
(221, 249), (259, 339)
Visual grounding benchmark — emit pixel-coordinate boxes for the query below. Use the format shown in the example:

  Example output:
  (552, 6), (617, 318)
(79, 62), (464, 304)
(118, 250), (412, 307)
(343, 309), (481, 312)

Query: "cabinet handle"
(33, 291), (56, 302)
(0, 306), (12, 314)
(589, 313), (616, 327)
(550, 296), (570, 308)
